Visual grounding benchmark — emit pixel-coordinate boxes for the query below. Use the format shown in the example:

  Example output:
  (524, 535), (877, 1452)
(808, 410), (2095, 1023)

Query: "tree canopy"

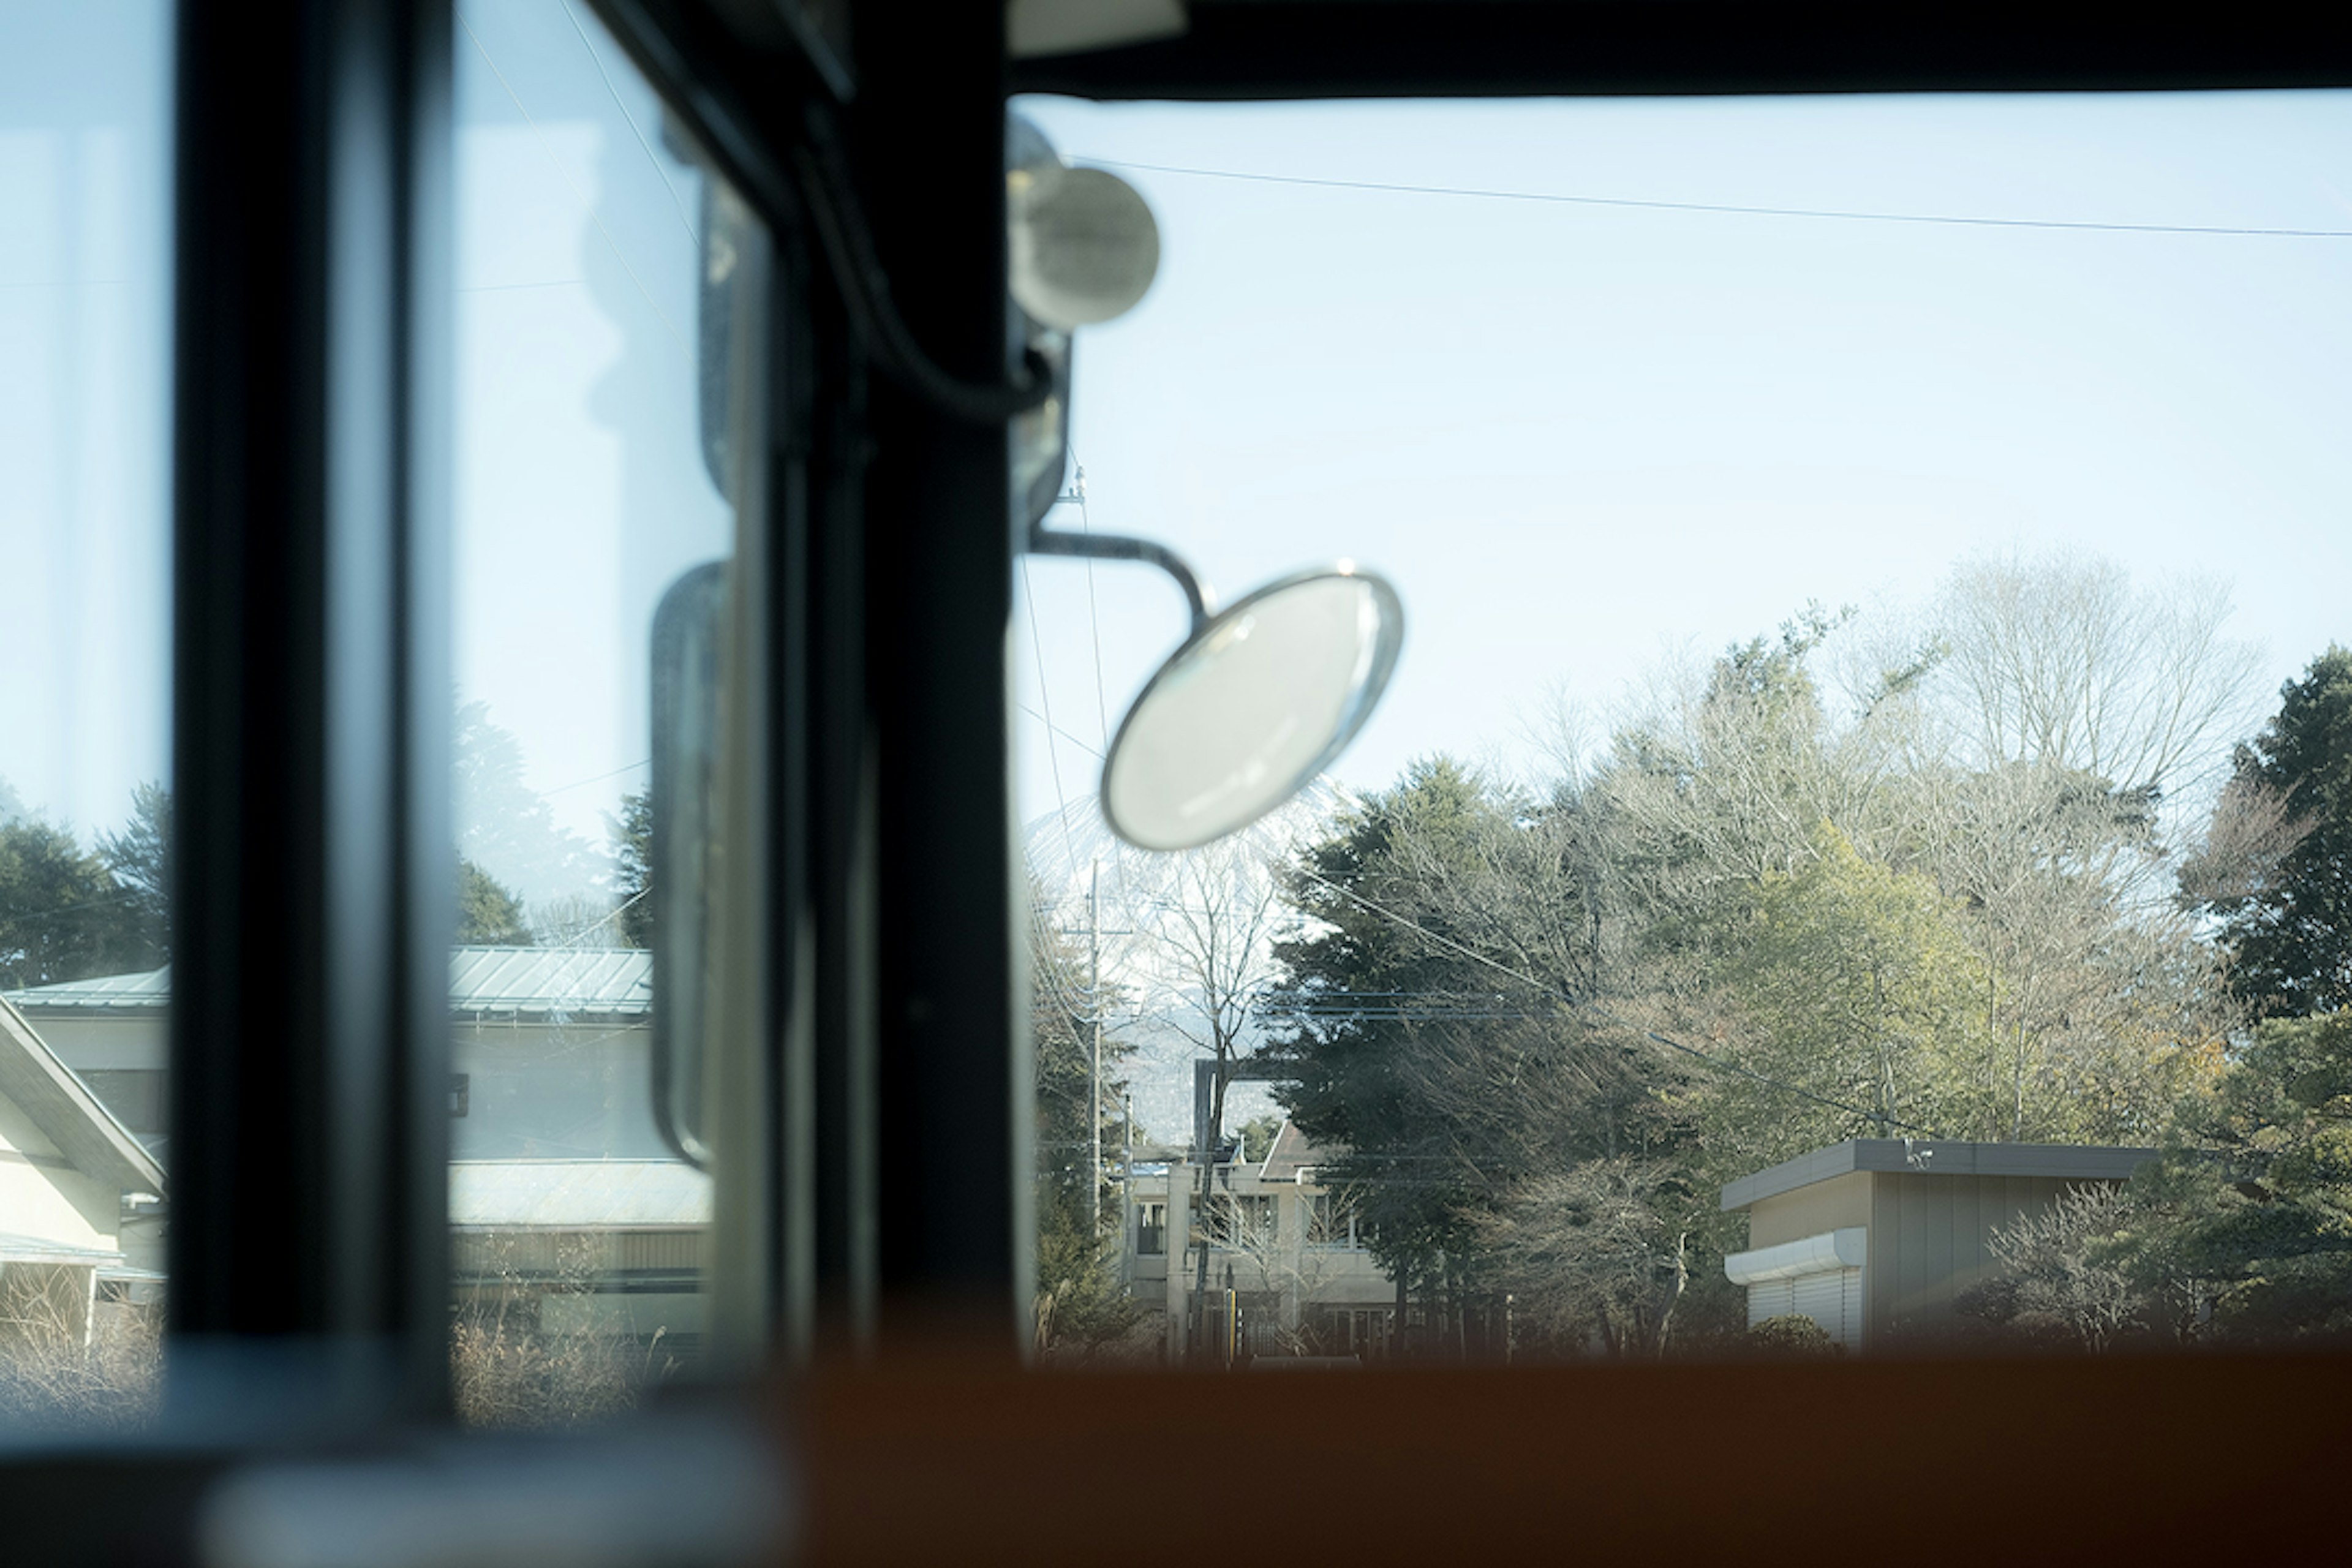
(2196, 647), (2352, 1019)
(456, 859), (533, 946)
(1259, 556), (2252, 1360)
(0, 786), (172, 991)
(1030, 884), (1142, 1360)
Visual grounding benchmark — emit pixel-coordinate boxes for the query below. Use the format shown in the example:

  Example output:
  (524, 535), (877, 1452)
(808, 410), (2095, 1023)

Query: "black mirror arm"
(1027, 513), (1215, 636)
(792, 105), (1054, 426)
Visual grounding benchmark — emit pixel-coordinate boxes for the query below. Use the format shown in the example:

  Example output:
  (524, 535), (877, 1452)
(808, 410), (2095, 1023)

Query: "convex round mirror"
(1104, 567), (1404, 851)
(1009, 163), (1159, 331)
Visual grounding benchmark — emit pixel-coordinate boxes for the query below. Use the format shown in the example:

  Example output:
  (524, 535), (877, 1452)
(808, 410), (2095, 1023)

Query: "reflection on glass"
(450, 3), (759, 1425)
(0, 1), (175, 1430)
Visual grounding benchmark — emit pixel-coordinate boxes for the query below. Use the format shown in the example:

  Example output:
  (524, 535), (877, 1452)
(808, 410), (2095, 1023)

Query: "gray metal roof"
(4, 965), (173, 1012)
(0, 1232), (125, 1267)
(445, 947), (650, 1019)
(450, 1159), (709, 1229)
(7, 946), (651, 1022)
(1721, 1138), (2160, 1212)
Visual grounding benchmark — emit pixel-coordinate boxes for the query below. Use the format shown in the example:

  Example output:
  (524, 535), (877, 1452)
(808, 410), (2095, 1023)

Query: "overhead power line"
(1084, 157), (2352, 240)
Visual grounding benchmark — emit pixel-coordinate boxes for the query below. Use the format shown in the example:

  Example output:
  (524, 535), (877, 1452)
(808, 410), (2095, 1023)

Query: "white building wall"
(0, 1093), (119, 1253)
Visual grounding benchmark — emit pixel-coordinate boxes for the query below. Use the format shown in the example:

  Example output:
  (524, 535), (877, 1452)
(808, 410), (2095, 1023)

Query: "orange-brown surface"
(786, 1352), (2347, 1564)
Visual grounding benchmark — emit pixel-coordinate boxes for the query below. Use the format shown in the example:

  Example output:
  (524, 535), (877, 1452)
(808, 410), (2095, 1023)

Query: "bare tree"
(1594, 606), (1922, 985)
(1928, 549), (2262, 808)
(1142, 831), (1295, 1156)
(1958, 1182), (2199, 1353)
(1900, 759), (2230, 1142)
(1120, 820), (1321, 1363)
(1470, 1159), (1699, 1359)
(2176, 770), (2315, 909)
(1215, 1189), (1359, 1358)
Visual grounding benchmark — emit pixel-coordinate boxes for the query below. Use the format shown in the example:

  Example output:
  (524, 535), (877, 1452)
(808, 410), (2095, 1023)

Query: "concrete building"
(1128, 1121), (1397, 1362)
(1720, 1138), (2156, 1352)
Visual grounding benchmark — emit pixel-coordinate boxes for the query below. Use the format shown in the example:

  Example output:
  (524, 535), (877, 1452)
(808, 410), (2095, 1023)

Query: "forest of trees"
(0, 708), (655, 996)
(1236, 555), (2352, 1358)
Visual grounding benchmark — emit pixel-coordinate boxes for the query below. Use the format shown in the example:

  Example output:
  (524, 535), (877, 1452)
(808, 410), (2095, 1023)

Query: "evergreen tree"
(96, 781), (172, 962)
(1962, 1011), (2352, 1351)
(1269, 759), (1722, 1355)
(1030, 881), (1140, 1359)
(454, 701), (607, 908)
(610, 791), (652, 948)
(1709, 821), (1997, 1156)
(456, 859), (533, 946)
(2199, 647), (2352, 1018)
(1267, 760), (1501, 1309)
(2126, 1010), (2352, 1344)
(0, 819), (150, 989)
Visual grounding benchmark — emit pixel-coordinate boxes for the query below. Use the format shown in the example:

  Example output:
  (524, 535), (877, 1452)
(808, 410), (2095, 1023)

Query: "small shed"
(1720, 1139), (2155, 1352)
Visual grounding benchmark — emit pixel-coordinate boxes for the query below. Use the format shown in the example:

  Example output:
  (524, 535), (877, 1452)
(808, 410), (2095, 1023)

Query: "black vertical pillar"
(853, 12), (1028, 1345)
(805, 235), (883, 1353)
(168, 0), (452, 1415)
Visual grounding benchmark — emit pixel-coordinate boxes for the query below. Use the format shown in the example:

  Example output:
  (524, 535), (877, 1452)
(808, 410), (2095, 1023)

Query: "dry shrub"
(0, 1263), (162, 1428)
(451, 1234), (685, 1428)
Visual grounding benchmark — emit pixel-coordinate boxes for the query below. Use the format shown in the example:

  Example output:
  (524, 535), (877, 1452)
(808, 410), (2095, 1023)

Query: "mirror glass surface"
(1103, 571), (1403, 851)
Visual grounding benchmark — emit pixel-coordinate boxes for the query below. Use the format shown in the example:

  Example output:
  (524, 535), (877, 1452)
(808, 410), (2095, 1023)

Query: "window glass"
(1019, 90), (2352, 1364)
(450, 1), (762, 1424)
(0, 1), (175, 1429)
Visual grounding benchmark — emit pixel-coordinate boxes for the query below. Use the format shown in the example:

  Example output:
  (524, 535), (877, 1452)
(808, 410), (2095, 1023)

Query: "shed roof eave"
(1720, 1139), (2162, 1212)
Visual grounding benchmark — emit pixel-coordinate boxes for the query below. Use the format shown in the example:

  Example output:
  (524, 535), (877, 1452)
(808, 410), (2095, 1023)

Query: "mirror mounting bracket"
(1025, 510), (1215, 635)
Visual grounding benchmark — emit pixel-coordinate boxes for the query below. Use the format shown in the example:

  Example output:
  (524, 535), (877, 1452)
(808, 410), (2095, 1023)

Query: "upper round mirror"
(1010, 165), (1160, 331)
(1103, 568), (1404, 852)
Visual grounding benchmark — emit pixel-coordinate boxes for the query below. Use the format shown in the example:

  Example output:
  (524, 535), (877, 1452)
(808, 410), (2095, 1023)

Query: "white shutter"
(1781, 1267), (1865, 1351)
(1791, 1270), (1841, 1335)
(1729, 1228), (1868, 1352)
(1746, 1276), (1796, 1329)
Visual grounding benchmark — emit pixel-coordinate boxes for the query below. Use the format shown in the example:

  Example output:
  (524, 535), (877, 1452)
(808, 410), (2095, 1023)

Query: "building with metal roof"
(6, 948), (699, 1356)
(6, 946), (660, 1160)
(8, 946), (652, 1021)
(1721, 1138), (2158, 1352)
(0, 995), (168, 1351)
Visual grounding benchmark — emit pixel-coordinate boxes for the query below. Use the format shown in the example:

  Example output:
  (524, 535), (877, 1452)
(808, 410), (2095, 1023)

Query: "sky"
(1009, 89), (2352, 829)
(6, 3), (2352, 897)
(0, 3), (173, 840)
(2, 1), (731, 911)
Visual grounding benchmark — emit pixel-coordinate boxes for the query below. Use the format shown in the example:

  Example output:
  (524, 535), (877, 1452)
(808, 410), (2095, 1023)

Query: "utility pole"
(1087, 860), (1102, 1235)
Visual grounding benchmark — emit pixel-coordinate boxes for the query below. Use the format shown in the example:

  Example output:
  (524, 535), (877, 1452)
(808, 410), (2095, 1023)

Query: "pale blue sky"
(7, 6), (2351, 882)
(1011, 89), (2352, 827)
(0, 2), (173, 840)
